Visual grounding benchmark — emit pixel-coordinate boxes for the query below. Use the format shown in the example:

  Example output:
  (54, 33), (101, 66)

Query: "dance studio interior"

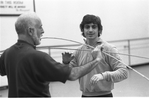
(0, 0), (149, 97)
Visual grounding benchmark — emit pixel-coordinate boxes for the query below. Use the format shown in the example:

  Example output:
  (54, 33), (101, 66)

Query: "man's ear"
(28, 27), (34, 36)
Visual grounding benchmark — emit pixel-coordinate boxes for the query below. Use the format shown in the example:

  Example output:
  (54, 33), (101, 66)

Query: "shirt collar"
(84, 37), (103, 45)
(84, 38), (103, 49)
(17, 40), (36, 49)
(96, 38), (103, 45)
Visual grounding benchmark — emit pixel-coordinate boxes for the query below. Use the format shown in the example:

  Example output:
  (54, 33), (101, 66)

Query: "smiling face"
(80, 14), (103, 39)
(83, 23), (99, 40)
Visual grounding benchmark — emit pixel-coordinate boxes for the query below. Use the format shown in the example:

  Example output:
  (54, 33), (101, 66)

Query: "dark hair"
(80, 14), (103, 37)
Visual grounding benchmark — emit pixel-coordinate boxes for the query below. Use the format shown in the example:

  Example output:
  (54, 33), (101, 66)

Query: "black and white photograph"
(0, 0), (149, 97)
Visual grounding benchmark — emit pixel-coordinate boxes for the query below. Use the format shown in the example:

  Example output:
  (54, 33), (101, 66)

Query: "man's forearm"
(68, 59), (100, 81)
(102, 67), (128, 82)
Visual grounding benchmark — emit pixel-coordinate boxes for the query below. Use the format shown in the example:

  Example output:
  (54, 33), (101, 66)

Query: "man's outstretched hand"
(62, 52), (74, 64)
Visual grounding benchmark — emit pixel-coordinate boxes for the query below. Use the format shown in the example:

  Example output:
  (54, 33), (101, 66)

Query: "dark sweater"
(0, 40), (71, 97)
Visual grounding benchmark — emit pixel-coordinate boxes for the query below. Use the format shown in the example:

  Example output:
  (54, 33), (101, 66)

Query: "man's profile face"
(33, 19), (44, 45)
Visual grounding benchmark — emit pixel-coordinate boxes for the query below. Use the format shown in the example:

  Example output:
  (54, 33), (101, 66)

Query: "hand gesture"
(91, 44), (103, 60)
(90, 74), (104, 85)
(62, 52), (74, 64)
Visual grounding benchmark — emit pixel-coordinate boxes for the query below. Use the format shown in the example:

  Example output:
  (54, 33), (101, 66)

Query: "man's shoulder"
(102, 41), (116, 51)
(29, 50), (48, 57)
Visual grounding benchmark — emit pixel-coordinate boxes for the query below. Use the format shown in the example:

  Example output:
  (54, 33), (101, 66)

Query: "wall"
(35, 0), (149, 46)
(0, 0), (149, 50)
(0, 17), (17, 50)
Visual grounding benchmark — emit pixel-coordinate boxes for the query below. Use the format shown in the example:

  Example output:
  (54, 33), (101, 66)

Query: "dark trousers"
(82, 93), (113, 97)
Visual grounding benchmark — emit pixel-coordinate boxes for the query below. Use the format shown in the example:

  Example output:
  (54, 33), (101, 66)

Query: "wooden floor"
(0, 89), (8, 97)
(113, 65), (149, 97)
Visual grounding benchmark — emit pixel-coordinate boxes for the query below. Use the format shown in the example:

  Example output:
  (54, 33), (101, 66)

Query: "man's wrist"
(63, 61), (70, 64)
(101, 73), (104, 80)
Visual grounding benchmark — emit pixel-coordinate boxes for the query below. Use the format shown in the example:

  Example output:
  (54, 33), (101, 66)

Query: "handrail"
(107, 37), (149, 43)
(1, 37), (149, 66)
(37, 37), (149, 66)
(0, 37), (149, 52)
(37, 44), (81, 49)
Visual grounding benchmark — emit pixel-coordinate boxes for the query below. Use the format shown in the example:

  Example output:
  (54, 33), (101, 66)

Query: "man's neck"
(18, 34), (34, 46)
(86, 37), (99, 47)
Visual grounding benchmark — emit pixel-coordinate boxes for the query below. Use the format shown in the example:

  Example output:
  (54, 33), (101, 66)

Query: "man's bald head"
(15, 12), (41, 35)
